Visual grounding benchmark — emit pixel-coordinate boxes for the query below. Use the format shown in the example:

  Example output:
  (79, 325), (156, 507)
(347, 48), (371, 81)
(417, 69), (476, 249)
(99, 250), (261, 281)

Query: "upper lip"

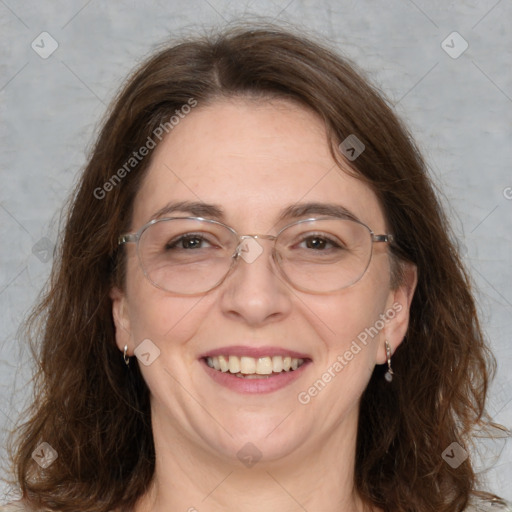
(199, 345), (311, 360)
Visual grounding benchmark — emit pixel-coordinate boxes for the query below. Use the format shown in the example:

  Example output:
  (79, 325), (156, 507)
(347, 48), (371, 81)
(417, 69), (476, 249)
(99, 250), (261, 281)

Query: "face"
(111, 98), (416, 467)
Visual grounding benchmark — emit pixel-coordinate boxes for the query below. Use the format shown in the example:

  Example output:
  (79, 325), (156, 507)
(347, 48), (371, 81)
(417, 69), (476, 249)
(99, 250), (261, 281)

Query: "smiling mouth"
(205, 355), (306, 379)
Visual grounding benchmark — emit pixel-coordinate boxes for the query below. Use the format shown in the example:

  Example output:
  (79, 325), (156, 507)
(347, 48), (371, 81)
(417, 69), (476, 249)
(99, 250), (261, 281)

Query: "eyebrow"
(150, 200), (361, 224)
(151, 201), (225, 221)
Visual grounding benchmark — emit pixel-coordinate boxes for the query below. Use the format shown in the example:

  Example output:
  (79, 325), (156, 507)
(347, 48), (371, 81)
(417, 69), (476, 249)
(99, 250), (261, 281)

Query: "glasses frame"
(118, 216), (394, 295)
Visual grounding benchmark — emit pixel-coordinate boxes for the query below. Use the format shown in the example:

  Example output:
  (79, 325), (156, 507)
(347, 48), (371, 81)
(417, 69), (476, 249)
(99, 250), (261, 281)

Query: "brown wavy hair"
(5, 23), (506, 512)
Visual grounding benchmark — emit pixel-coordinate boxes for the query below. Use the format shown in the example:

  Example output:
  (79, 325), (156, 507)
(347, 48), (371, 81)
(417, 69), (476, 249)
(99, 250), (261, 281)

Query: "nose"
(218, 237), (293, 326)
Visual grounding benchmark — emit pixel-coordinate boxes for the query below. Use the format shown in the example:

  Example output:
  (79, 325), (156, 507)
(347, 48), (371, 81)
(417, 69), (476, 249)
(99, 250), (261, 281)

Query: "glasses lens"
(276, 218), (372, 292)
(138, 218), (236, 294)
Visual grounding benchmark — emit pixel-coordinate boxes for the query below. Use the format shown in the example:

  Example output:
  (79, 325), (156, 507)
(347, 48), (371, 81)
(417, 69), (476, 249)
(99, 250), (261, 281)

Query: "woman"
(2, 25), (510, 512)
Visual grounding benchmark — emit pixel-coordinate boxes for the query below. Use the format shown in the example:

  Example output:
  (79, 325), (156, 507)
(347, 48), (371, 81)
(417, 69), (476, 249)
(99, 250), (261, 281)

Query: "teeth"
(228, 355), (240, 373)
(272, 355), (283, 372)
(206, 357), (221, 371)
(240, 356), (256, 374)
(206, 355), (305, 375)
(256, 357), (273, 375)
(218, 355), (229, 372)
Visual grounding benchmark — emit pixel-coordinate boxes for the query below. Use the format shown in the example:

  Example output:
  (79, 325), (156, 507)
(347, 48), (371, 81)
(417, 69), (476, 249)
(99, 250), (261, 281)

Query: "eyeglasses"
(118, 216), (394, 295)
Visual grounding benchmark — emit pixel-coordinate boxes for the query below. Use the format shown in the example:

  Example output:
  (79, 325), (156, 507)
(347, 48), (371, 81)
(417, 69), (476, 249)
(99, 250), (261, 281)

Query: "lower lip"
(201, 359), (311, 394)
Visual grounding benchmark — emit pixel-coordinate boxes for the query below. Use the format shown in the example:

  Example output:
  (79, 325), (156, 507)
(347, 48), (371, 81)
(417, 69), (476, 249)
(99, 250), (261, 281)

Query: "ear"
(110, 286), (132, 355)
(376, 262), (417, 364)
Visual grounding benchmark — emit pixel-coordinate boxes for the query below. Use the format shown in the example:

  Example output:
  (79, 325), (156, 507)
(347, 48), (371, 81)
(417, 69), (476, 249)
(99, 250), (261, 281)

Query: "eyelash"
(165, 233), (215, 250)
(164, 232), (344, 252)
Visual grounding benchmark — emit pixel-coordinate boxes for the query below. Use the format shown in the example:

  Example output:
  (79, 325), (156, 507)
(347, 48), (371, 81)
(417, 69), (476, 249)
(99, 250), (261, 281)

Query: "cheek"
(127, 293), (210, 347)
(297, 285), (390, 414)
(306, 283), (390, 349)
(124, 257), (211, 347)
(304, 297), (384, 370)
(298, 265), (392, 395)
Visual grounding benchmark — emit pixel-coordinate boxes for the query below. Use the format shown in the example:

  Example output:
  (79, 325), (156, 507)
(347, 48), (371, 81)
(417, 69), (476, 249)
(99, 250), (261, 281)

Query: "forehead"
(132, 98), (386, 231)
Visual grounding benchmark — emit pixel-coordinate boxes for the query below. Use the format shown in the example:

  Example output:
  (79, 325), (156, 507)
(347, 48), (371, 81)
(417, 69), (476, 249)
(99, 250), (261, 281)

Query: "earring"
(384, 340), (394, 382)
(123, 345), (130, 367)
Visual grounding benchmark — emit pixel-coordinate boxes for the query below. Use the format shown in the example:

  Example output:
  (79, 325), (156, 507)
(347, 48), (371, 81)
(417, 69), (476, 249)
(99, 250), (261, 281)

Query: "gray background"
(1, 0), (511, 503)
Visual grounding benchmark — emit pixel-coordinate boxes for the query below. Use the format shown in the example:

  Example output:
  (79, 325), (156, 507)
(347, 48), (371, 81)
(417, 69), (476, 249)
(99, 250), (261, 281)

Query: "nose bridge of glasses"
(234, 234), (277, 259)
(239, 234), (277, 241)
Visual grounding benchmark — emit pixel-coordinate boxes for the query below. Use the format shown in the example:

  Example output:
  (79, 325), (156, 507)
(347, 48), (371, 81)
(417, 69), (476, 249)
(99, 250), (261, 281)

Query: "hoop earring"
(123, 345), (130, 367)
(384, 340), (394, 382)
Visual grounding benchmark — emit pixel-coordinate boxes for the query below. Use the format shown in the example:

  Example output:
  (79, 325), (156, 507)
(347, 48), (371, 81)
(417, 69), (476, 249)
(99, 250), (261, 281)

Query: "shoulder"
(0, 502), (32, 512)
(466, 496), (512, 511)
(0, 501), (117, 512)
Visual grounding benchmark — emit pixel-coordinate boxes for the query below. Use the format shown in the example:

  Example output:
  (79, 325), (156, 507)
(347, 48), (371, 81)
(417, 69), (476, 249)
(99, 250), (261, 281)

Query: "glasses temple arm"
(118, 234), (138, 245)
(372, 234), (394, 243)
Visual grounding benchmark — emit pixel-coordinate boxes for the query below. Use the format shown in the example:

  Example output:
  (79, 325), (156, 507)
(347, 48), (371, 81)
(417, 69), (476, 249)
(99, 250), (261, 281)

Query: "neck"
(133, 404), (373, 512)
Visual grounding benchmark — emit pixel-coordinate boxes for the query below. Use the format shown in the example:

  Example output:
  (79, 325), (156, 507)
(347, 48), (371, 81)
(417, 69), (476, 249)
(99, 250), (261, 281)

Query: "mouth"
(204, 355), (307, 379)
(199, 346), (312, 393)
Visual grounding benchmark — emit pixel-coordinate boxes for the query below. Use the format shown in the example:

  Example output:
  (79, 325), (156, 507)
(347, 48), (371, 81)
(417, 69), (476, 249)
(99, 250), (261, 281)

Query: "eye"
(165, 233), (214, 250)
(299, 234), (343, 251)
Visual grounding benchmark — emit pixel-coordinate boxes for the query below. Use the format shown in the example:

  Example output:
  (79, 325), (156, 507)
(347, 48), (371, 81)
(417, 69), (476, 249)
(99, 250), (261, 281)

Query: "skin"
(111, 98), (417, 512)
